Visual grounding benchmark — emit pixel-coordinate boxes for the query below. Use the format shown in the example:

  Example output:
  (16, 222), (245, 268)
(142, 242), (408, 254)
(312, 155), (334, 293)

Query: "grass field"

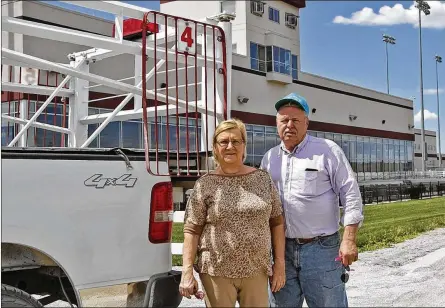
(172, 197), (445, 266)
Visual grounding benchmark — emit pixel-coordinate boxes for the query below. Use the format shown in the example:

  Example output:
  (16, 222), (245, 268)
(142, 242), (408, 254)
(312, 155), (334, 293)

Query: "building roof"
(414, 128), (436, 136)
(160, 0), (306, 9)
(281, 0), (306, 9)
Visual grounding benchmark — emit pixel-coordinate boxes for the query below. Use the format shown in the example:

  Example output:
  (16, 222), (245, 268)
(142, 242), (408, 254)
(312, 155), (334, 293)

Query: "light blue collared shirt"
(261, 134), (364, 239)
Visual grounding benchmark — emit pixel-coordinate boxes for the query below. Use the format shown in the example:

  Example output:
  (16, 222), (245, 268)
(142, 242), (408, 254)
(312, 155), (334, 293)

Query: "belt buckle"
(295, 236), (319, 245)
(295, 238), (305, 245)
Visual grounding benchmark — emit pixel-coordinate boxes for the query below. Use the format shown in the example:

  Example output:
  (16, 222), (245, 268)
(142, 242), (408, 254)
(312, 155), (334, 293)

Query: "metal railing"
(355, 171), (445, 183)
(359, 181), (445, 205)
(2, 0), (232, 177)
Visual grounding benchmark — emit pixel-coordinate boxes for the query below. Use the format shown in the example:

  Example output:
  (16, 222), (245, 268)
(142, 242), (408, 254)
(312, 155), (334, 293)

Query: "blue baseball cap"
(274, 93), (309, 115)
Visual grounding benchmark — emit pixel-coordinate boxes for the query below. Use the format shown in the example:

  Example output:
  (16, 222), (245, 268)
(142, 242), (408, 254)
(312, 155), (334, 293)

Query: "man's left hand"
(339, 239), (358, 266)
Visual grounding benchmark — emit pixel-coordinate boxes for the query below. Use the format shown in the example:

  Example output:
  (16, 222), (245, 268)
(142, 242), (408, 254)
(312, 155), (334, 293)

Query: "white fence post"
(68, 56), (89, 147)
(134, 55), (143, 111)
(18, 99), (29, 147)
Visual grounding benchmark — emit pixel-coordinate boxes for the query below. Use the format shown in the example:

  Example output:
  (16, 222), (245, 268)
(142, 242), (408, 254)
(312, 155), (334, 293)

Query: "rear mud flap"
(143, 270), (182, 308)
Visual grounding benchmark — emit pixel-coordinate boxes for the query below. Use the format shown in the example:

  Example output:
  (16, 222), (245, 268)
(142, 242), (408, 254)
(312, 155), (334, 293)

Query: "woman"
(179, 118), (286, 307)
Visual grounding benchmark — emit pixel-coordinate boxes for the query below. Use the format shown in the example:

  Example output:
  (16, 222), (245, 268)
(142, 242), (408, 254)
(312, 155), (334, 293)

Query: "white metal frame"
(1, 0), (232, 150)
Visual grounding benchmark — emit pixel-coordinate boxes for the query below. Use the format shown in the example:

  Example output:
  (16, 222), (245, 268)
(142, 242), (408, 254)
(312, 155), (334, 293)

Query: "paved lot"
(177, 228), (445, 307)
(45, 228), (445, 307)
(345, 228), (445, 307)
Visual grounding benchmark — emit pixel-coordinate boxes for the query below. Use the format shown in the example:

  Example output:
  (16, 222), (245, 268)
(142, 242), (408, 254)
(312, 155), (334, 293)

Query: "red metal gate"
(140, 11), (228, 177)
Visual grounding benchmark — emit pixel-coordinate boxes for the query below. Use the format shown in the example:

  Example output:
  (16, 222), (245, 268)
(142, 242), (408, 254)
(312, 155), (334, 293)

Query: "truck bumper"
(143, 270), (182, 307)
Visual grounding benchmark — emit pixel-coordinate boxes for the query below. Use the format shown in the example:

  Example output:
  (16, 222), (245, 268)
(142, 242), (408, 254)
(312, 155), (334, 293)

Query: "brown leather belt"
(296, 237), (319, 244)
(287, 232), (338, 245)
(287, 236), (322, 245)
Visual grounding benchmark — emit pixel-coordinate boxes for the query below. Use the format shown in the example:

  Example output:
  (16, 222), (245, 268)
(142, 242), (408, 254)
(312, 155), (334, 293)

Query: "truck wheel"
(1, 284), (43, 307)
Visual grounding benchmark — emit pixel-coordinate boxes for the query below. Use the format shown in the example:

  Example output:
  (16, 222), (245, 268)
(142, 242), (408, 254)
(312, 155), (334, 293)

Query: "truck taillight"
(149, 182), (173, 244)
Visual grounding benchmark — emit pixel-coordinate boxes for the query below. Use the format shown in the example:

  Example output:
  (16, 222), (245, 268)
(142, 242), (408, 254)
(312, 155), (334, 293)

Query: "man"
(261, 93), (364, 308)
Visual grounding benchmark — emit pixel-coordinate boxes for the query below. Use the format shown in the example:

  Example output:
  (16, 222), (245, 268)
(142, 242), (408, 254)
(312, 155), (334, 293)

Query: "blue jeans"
(270, 232), (348, 308)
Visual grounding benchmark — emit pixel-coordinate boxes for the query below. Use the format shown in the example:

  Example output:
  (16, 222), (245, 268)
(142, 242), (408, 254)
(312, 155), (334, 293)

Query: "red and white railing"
(1, 65), (70, 147)
(2, 0), (233, 177)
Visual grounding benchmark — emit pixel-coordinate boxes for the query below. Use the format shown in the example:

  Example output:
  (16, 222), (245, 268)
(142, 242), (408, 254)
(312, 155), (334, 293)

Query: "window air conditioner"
(251, 1), (264, 16)
(285, 13), (298, 28)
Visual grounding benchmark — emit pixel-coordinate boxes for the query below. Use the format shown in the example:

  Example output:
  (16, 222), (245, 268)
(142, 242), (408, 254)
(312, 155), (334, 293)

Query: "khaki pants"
(199, 272), (269, 308)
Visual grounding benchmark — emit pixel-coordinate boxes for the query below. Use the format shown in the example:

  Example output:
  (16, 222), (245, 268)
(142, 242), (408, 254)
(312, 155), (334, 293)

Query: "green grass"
(171, 197), (445, 266)
(172, 223), (185, 266)
(352, 197), (445, 252)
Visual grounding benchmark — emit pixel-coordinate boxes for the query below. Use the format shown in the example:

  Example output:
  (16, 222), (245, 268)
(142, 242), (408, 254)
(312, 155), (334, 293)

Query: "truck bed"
(1, 146), (175, 290)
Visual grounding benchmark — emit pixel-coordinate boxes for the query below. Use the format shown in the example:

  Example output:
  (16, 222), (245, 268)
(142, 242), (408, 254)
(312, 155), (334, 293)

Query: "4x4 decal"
(84, 174), (137, 189)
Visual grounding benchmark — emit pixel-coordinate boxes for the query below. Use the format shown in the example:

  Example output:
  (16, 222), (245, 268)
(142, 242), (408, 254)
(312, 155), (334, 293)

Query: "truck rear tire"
(1, 284), (43, 307)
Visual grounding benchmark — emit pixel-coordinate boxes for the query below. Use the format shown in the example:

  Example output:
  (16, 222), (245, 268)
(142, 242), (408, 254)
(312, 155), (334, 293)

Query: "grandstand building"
(2, 0), (444, 195)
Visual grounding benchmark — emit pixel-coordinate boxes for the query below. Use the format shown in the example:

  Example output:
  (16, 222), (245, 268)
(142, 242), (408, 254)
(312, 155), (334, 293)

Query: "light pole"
(415, 0), (430, 171)
(436, 54), (442, 168)
(382, 34), (396, 94)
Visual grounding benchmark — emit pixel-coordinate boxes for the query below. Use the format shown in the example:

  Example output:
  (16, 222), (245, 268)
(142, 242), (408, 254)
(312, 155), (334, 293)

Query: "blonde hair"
(212, 118), (247, 165)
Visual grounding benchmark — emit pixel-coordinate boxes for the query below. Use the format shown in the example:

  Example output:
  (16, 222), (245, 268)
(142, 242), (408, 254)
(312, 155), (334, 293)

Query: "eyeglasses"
(216, 139), (244, 147)
(341, 265), (351, 283)
(335, 257), (353, 283)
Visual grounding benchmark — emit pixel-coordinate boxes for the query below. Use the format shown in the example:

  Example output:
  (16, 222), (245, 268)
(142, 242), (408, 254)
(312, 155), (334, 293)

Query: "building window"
(250, 1), (264, 16)
(150, 116), (201, 153)
(388, 140), (395, 172)
(100, 121), (120, 148)
(377, 139), (383, 173)
(243, 125), (415, 175)
(268, 7), (280, 23)
(220, 0), (236, 15)
(122, 121), (142, 149)
(266, 46), (291, 75)
(245, 124), (280, 168)
(2, 101), (18, 146)
(356, 136), (364, 173)
(250, 42), (266, 72)
(34, 101), (68, 147)
(285, 12), (298, 29)
(349, 135), (357, 171)
(292, 54), (298, 79)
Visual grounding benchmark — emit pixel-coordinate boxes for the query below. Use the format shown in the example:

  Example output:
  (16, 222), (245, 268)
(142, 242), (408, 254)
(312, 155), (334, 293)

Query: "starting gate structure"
(1, 0), (233, 176)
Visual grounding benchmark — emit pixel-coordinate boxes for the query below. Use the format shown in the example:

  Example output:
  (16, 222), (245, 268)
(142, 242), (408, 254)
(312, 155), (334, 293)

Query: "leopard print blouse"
(183, 169), (283, 279)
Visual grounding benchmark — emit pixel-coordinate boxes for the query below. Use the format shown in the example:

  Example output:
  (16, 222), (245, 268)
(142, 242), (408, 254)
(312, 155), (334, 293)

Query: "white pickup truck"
(1, 147), (182, 307)
(1, 1), (231, 306)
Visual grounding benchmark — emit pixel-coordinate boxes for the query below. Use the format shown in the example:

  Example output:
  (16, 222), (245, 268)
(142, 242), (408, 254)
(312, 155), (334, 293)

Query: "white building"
(2, 0), (443, 186)
(414, 129), (444, 170)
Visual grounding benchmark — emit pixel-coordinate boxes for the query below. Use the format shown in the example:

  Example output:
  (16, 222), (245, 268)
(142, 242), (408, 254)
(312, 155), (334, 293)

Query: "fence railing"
(355, 171), (445, 183)
(359, 181), (445, 205)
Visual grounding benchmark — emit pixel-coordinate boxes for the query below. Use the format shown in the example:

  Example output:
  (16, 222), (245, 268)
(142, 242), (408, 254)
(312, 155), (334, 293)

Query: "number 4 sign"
(177, 19), (195, 55)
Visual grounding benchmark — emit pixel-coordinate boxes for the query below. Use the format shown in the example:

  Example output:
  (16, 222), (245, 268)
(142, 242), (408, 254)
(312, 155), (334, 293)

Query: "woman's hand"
(270, 259), (286, 293)
(179, 268), (199, 299)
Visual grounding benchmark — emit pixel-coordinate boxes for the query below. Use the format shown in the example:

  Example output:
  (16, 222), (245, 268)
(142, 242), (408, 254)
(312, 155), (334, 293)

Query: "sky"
(300, 1), (445, 150)
(44, 0), (445, 151)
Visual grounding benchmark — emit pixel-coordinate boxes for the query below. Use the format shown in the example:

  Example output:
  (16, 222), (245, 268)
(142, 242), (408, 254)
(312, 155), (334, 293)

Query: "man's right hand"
(179, 269), (198, 299)
(270, 259), (286, 292)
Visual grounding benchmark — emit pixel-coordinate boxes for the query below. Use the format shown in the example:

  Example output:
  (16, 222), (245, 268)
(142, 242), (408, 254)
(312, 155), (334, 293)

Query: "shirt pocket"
(291, 170), (319, 196)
